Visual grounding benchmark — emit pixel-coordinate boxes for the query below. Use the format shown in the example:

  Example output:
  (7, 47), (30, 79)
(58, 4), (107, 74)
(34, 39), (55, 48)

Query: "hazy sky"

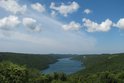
(0, 0), (124, 54)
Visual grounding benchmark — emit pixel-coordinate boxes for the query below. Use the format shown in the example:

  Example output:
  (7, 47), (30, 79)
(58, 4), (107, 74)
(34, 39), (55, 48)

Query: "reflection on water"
(42, 58), (83, 74)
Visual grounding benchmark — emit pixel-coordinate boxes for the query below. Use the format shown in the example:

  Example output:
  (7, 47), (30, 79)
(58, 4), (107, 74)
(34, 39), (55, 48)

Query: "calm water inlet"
(42, 58), (83, 74)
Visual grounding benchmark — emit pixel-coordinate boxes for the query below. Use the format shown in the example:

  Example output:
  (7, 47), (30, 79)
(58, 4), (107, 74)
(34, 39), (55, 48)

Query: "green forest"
(0, 52), (60, 70)
(0, 52), (124, 83)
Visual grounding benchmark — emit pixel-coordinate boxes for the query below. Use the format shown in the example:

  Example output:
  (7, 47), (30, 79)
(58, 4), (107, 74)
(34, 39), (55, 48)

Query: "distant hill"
(72, 53), (124, 75)
(0, 52), (60, 70)
(1, 52), (124, 83)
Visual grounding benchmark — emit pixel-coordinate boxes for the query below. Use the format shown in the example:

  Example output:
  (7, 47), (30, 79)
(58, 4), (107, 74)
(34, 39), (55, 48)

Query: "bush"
(0, 61), (29, 83)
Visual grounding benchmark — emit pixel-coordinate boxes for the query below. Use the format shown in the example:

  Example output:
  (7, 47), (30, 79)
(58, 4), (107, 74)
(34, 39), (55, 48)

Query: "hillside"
(1, 53), (124, 83)
(73, 53), (124, 75)
(0, 52), (59, 70)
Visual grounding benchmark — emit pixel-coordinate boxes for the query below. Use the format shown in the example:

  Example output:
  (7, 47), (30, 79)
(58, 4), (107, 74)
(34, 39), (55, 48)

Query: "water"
(42, 57), (83, 74)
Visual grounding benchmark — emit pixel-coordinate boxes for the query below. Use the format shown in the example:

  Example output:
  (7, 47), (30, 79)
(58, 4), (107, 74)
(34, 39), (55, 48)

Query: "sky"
(0, 0), (124, 54)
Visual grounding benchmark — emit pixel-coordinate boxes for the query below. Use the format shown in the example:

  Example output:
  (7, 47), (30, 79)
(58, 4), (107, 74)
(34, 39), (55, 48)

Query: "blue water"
(42, 58), (83, 74)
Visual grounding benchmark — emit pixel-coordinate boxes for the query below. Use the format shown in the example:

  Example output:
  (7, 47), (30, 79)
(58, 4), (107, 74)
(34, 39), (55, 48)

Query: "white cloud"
(83, 18), (113, 32)
(22, 18), (41, 32)
(114, 18), (124, 29)
(62, 21), (81, 31)
(50, 1), (79, 17)
(0, 15), (20, 30)
(0, 1), (96, 54)
(0, 29), (96, 54)
(31, 3), (46, 13)
(84, 9), (92, 14)
(0, 14), (96, 54)
(0, 0), (27, 14)
(51, 10), (57, 17)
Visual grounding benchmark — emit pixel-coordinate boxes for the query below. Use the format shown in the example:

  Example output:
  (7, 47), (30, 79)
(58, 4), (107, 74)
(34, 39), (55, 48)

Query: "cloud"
(0, 0), (27, 14)
(62, 21), (81, 31)
(84, 9), (92, 14)
(0, 14), (96, 54)
(83, 18), (113, 32)
(31, 3), (46, 13)
(114, 18), (124, 29)
(0, 0), (96, 54)
(22, 18), (41, 32)
(50, 1), (79, 17)
(0, 29), (96, 54)
(51, 10), (57, 17)
(0, 15), (20, 30)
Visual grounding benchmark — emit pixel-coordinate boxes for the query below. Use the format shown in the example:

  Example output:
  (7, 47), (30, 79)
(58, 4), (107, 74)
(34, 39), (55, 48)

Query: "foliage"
(0, 52), (59, 70)
(73, 53), (124, 75)
(1, 53), (124, 83)
(1, 61), (124, 83)
(0, 61), (29, 83)
(0, 61), (68, 83)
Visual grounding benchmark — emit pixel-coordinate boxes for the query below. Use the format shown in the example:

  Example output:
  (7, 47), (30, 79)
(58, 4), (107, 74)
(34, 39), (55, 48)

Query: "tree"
(0, 61), (29, 83)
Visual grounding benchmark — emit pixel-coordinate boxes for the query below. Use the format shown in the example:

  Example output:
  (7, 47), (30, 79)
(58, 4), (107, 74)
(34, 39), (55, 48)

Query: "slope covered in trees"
(0, 53), (124, 83)
(1, 61), (124, 83)
(73, 53), (124, 75)
(0, 52), (59, 70)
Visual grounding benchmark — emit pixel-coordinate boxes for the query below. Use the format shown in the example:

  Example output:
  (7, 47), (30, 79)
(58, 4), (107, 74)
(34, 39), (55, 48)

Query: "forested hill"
(0, 52), (60, 70)
(73, 53), (124, 74)
(1, 53), (124, 83)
